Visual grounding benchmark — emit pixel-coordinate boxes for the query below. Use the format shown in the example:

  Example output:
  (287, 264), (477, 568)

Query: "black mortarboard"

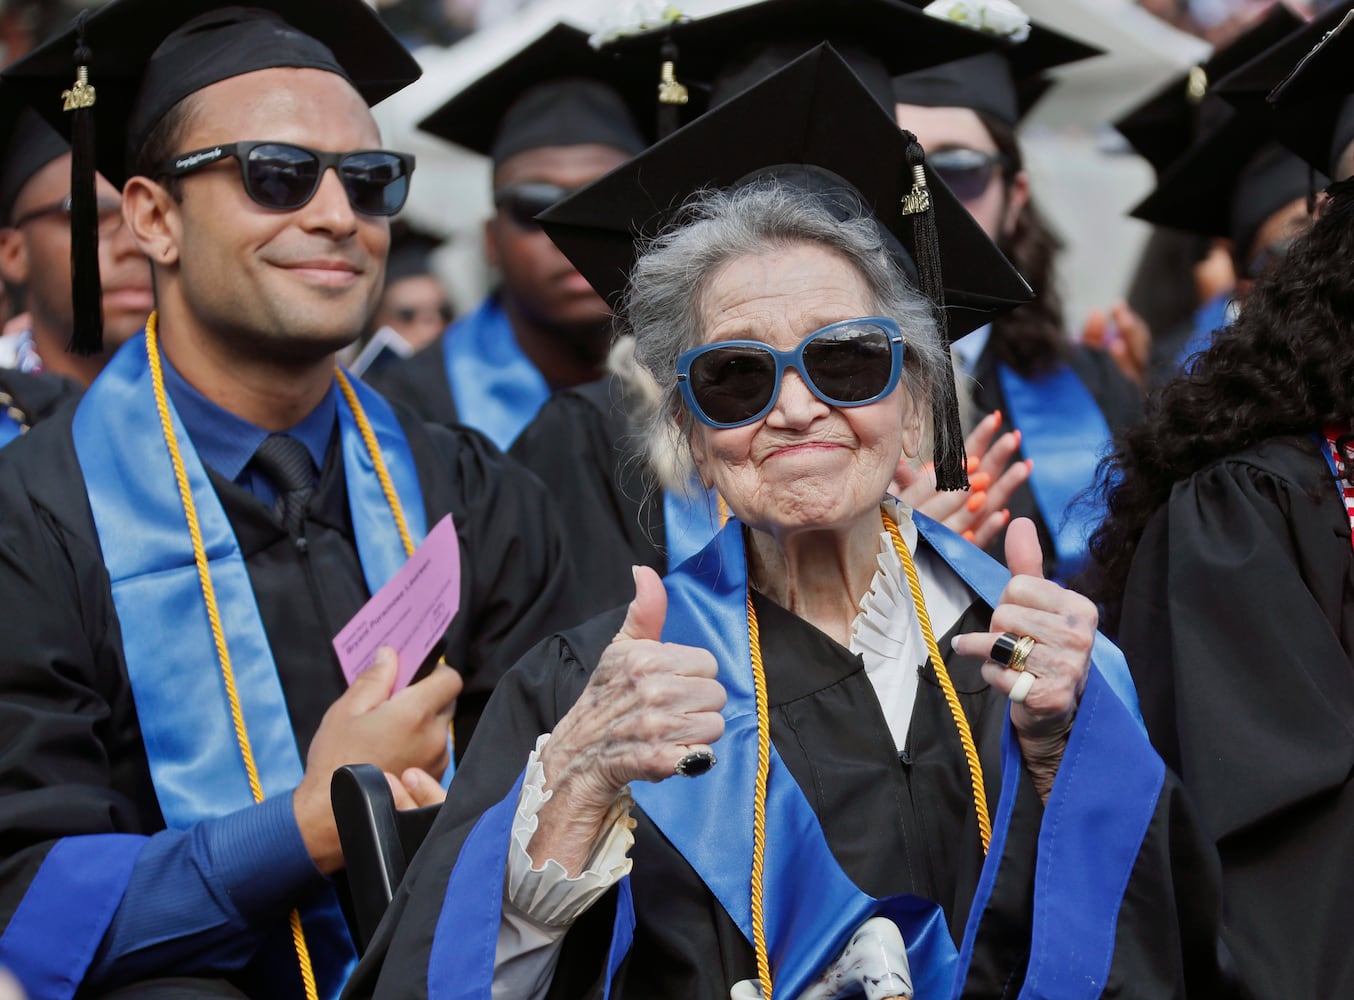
(1263, 7), (1354, 178)
(599, 0), (1012, 135)
(891, 15), (1102, 126)
(418, 22), (652, 164)
(385, 221), (444, 286)
(539, 45), (1033, 490)
(1131, 132), (1320, 262)
(1113, 4), (1304, 176)
(0, 87), (69, 225)
(0, 0), (420, 355)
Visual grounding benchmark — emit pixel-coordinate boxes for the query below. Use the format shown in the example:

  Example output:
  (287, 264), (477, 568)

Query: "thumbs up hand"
(531, 566), (727, 876)
(951, 518), (1096, 801)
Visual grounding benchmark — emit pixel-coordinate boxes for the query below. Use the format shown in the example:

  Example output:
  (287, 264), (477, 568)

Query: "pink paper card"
(332, 514), (461, 691)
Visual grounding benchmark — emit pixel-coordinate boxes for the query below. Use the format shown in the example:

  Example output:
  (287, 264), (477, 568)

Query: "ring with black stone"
(674, 749), (717, 778)
(990, 631), (1021, 667)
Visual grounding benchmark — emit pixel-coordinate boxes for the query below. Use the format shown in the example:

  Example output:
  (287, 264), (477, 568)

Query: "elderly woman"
(347, 50), (1228, 1000)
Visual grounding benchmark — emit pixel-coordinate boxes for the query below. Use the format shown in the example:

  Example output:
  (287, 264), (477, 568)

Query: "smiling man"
(0, 3), (576, 997)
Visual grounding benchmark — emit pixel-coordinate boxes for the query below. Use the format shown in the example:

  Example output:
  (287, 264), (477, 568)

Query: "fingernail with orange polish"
(966, 491), (987, 512)
(962, 529), (976, 542)
(969, 471), (992, 491)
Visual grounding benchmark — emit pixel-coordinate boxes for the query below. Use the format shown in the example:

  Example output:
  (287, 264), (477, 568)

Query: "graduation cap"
(0, 0), (421, 355)
(385, 220), (445, 287)
(1112, 3), (1304, 176)
(0, 84), (70, 225)
(1261, 7), (1354, 179)
(598, 0), (1013, 136)
(890, 8), (1103, 126)
(539, 44), (1033, 490)
(1130, 131), (1321, 268)
(418, 22), (653, 165)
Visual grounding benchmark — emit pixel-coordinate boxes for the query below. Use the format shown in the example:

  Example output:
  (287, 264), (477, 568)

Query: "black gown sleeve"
(1118, 437), (1354, 998)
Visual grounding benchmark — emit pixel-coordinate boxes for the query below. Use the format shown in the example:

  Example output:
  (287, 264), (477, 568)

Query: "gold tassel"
(899, 163), (930, 216)
(62, 65), (96, 111)
(658, 60), (688, 106)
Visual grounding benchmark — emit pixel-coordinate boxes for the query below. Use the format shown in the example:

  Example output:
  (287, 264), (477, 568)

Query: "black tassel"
(64, 11), (102, 356)
(901, 133), (967, 491)
(656, 38), (687, 139)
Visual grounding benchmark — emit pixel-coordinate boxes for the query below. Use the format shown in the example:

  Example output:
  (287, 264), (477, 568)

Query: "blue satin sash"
(1178, 292), (1232, 373)
(442, 296), (550, 451)
(0, 835), (145, 998)
(997, 362), (1112, 583)
(69, 333), (429, 998)
(662, 481), (723, 569)
(427, 512), (1158, 998)
(0, 411), (20, 445)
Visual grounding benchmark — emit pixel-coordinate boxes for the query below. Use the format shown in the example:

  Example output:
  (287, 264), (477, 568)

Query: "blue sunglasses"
(676, 316), (906, 428)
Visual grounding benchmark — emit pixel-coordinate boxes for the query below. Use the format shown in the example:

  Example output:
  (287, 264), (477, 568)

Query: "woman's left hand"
(951, 518), (1095, 799)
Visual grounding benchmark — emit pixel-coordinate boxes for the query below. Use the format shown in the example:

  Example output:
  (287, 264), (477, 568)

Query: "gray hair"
(619, 180), (954, 487)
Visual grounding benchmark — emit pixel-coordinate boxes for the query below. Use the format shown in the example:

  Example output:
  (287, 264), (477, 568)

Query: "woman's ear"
(1001, 169), (1031, 242)
(900, 396), (925, 459)
(683, 413), (717, 490)
(121, 177), (182, 267)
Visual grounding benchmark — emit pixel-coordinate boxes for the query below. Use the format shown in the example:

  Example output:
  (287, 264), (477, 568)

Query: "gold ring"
(1007, 635), (1036, 673)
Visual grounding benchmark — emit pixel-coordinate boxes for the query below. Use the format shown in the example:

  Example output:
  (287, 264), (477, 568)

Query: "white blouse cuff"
(504, 733), (636, 928)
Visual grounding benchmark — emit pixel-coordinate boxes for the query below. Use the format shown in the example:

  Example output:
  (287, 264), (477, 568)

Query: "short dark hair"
(128, 94), (200, 199)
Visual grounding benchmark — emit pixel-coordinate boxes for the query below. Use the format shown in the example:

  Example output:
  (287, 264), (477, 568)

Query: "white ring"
(1008, 671), (1036, 704)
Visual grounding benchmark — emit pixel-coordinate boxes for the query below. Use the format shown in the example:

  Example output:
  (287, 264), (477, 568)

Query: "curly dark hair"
(979, 111), (1069, 377)
(1084, 177), (1354, 633)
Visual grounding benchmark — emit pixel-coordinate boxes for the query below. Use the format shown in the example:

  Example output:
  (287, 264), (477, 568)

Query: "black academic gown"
(1117, 435), (1354, 999)
(347, 563), (1232, 999)
(0, 402), (579, 995)
(366, 337), (459, 429)
(509, 374), (664, 616)
(0, 367), (82, 427)
(969, 343), (1141, 579)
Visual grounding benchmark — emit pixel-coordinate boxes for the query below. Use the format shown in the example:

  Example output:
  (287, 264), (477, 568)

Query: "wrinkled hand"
(531, 566), (726, 875)
(294, 647), (461, 872)
(951, 519), (1094, 800)
(1081, 302), (1151, 387)
(893, 411), (1030, 548)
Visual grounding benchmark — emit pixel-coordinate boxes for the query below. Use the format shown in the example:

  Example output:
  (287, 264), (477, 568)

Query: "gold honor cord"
(884, 511), (992, 853)
(147, 314), (415, 999)
(743, 508), (992, 999)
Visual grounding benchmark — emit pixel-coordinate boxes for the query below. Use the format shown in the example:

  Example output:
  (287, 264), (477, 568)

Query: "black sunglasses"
(159, 141), (415, 217)
(676, 317), (906, 428)
(492, 182), (572, 230)
(928, 147), (1008, 203)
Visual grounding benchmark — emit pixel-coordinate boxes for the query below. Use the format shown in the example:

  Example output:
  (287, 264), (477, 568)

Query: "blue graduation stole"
(442, 296), (550, 451)
(427, 512), (1158, 998)
(997, 362), (1112, 583)
(0, 410), (20, 446)
(63, 332), (426, 998)
(662, 480), (723, 569)
(1178, 292), (1232, 373)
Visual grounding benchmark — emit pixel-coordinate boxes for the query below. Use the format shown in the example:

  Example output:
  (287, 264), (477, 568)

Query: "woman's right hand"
(530, 566), (727, 875)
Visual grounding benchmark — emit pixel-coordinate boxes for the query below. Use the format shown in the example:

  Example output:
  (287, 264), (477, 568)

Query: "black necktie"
(251, 433), (315, 534)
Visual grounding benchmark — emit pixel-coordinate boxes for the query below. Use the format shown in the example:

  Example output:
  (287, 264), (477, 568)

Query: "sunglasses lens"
(929, 148), (1002, 203)
(340, 151), (412, 216)
(688, 345), (778, 425)
(497, 183), (569, 230)
(245, 143), (321, 209)
(802, 323), (895, 403)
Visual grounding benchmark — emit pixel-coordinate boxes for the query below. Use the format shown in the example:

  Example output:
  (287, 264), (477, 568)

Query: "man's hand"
(293, 647), (461, 873)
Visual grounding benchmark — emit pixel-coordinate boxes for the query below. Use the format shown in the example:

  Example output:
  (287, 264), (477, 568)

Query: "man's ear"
(482, 216), (500, 271)
(1001, 169), (1030, 242)
(121, 176), (183, 267)
(0, 228), (30, 288)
